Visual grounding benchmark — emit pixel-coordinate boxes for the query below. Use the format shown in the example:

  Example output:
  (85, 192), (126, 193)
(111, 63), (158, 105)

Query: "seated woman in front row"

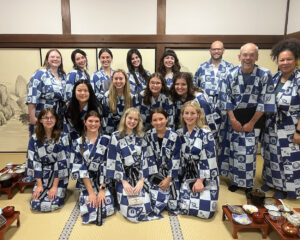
(176, 101), (219, 219)
(71, 110), (114, 225)
(145, 108), (181, 215)
(26, 108), (70, 212)
(106, 107), (160, 222)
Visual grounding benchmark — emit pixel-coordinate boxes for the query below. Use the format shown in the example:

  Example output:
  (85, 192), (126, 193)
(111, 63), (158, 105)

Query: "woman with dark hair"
(261, 38), (300, 199)
(64, 79), (103, 142)
(106, 108), (159, 222)
(126, 48), (150, 93)
(65, 49), (90, 102)
(158, 50), (181, 87)
(26, 108), (70, 212)
(71, 110), (114, 225)
(136, 72), (174, 131)
(102, 69), (134, 134)
(92, 48), (114, 100)
(176, 101), (219, 219)
(145, 108), (181, 215)
(170, 72), (221, 137)
(26, 49), (66, 134)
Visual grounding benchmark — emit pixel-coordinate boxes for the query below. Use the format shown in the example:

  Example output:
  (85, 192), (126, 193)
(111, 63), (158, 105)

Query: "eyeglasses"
(150, 81), (162, 85)
(41, 116), (55, 121)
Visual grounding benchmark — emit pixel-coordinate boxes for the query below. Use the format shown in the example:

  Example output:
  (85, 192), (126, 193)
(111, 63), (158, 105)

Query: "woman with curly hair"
(261, 38), (300, 199)
(126, 48), (150, 94)
(176, 101), (219, 219)
(158, 49), (181, 87)
(26, 108), (70, 212)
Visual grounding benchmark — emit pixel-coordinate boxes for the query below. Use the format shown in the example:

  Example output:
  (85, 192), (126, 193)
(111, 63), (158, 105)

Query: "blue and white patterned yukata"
(64, 69), (90, 102)
(128, 70), (150, 94)
(217, 65), (275, 188)
(106, 131), (160, 222)
(26, 133), (70, 212)
(176, 126), (219, 219)
(91, 67), (114, 101)
(102, 92), (136, 135)
(261, 68), (300, 199)
(26, 69), (66, 132)
(145, 128), (181, 215)
(193, 59), (233, 105)
(71, 134), (115, 224)
(136, 91), (175, 131)
(165, 73), (174, 88)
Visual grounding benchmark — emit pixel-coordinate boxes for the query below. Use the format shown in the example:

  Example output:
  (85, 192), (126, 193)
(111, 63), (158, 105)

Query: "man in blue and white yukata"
(217, 43), (275, 194)
(193, 41), (234, 106)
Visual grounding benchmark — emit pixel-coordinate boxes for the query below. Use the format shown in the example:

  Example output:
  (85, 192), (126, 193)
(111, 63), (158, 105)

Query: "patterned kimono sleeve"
(198, 130), (218, 180)
(141, 137), (157, 178)
(164, 97), (175, 129)
(91, 72), (104, 100)
(70, 139), (89, 180)
(26, 136), (42, 179)
(257, 71), (276, 113)
(167, 133), (181, 178)
(99, 135), (110, 185)
(217, 73), (233, 111)
(64, 71), (77, 102)
(54, 133), (70, 179)
(193, 65), (202, 87)
(106, 133), (126, 181)
(101, 94), (110, 132)
(26, 70), (44, 104)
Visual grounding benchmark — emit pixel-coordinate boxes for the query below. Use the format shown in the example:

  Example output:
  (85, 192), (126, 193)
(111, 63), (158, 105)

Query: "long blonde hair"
(109, 69), (132, 114)
(180, 100), (209, 129)
(119, 107), (144, 138)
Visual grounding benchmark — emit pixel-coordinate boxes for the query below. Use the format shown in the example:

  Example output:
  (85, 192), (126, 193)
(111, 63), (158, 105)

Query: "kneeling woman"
(71, 110), (114, 225)
(26, 108), (70, 212)
(177, 101), (219, 219)
(106, 107), (160, 222)
(145, 108), (181, 215)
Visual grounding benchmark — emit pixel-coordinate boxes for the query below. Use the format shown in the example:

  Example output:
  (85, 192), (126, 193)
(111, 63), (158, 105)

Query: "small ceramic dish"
(6, 162), (13, 169)
(232, 214), (252, 225)
(14, 168), (25, 174)
(265, 204), (279, 212)
(269, 210), (281, 221)
(243, 204), (258, 214)
(227, 204), (244, 215)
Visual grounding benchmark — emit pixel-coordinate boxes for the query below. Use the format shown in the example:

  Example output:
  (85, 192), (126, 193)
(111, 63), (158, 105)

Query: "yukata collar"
(183, 125), (200, 136)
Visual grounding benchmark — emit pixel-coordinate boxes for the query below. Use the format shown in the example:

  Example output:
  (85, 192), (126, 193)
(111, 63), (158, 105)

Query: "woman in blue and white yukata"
(170, 72), (221, 139)
(126, 48), (150, 94)
(26, 49), (66, 135)
(102, 69), (135, 135)
(145, 108), (181, 215)
(63, 80), (103, 144)
(91, 48), (114, 101)
(106, 107), (160, 222)
(261, 39), (300, 199)
(135, 72), (174, 131)
(71, 110), (114, 225)
(26, 108), (70, 212)
(64, 49), (90, 102)
(158, 49), (181, 88)
(177, 101), (219, 219)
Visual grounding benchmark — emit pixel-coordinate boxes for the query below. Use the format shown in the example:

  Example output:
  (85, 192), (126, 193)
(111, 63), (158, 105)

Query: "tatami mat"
(0, 153), (299, 240)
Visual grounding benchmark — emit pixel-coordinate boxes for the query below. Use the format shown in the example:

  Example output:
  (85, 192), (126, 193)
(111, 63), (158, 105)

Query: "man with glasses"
(193, 41), (233, 105)
(217, 43), (275, 195)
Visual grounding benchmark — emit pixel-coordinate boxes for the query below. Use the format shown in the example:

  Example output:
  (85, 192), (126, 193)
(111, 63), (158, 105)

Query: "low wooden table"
(222, 205), (269, 239)
(18, 178), (35, 193)
(0, 166), (23, 199)
(0, 211), (20, 240)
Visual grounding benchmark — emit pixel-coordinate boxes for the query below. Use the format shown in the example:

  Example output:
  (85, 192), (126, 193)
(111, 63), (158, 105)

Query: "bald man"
(217, 43), (275, 194)
(193, 41), (233, 104)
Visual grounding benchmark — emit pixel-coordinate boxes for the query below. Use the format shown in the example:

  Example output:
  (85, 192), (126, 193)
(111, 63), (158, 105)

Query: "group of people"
(25, 38), (300, 226)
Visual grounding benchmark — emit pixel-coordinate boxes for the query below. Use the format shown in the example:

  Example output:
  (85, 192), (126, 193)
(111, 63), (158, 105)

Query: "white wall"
(0, 0), (62, 34)
(287, 0), (300, 34)
(166, 0), (286, 35)
(70, 0), (157, 34)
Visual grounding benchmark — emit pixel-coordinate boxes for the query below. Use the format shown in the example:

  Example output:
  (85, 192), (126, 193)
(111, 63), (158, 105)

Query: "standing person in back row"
(217, 43), (275, 195)
(193, 41), (233, 105)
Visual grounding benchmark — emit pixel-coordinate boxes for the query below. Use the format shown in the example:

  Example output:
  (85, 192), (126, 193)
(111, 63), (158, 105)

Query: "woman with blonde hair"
(176, 100), (219, 219)
(101, 69), (135, 134)
(106, 107), (160, 222)
(26, 108), (70, 212)
(26, 49), (66, 134)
